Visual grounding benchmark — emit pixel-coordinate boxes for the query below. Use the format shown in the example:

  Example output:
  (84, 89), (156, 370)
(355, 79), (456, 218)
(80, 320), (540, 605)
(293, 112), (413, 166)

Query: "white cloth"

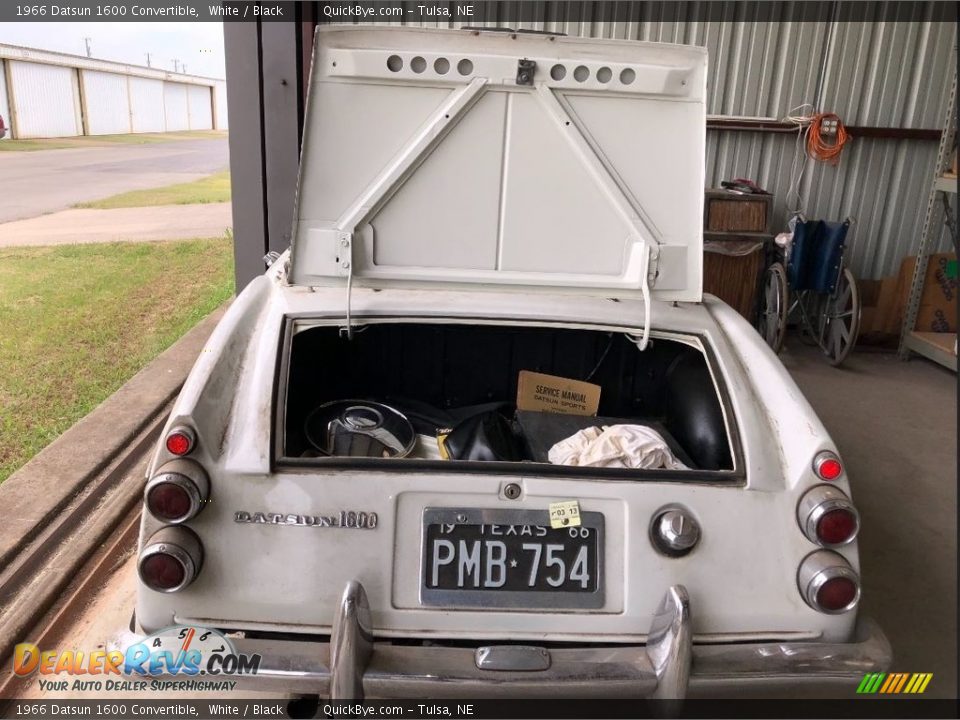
(548, 424), (688, 470)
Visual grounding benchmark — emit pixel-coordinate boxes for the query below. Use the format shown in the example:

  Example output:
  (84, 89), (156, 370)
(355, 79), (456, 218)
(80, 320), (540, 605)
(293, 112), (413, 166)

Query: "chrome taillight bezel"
(144, 458), (209, 524)
(797, 484), (860, 547)
(138, 526), (203, 593)
(797, 549), (861, 614)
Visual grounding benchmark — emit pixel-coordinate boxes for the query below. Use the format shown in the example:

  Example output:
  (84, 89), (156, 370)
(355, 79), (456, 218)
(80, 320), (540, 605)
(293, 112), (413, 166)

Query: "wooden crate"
(704, 190), (773, 234)
(703, 239), (766, 321)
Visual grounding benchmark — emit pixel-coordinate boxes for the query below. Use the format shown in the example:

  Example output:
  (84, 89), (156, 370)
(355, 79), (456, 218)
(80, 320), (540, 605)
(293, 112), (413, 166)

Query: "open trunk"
(278, 320), (735, 475)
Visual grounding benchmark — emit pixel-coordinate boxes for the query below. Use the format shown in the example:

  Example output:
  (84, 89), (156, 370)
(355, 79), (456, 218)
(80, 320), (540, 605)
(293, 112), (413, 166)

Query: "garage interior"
(222, 4), (957, 698)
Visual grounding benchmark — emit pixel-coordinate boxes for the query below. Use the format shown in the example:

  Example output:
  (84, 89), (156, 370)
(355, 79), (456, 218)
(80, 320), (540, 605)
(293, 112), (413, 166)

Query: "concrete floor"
(782, 342), (957, 698)
(0, 138), (229, 223)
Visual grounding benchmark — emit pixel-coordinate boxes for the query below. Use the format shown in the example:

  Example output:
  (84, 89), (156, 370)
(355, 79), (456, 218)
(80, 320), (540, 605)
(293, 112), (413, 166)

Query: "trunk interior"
(280, 322), (734, 473)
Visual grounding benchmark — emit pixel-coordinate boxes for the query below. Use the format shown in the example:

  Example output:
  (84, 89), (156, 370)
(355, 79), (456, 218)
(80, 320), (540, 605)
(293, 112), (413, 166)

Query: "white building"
(0, 43), (227, 139)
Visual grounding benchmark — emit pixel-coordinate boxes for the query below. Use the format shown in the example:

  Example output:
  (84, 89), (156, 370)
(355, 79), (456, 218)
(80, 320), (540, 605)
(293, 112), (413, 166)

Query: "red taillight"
(144, 459), (209, 524)
(816, 576), (859, 612)
(817, 508), (858, 545)
(140, 552), (186, 591)
(797, 549), (860, 614)
(165, 427), (195, 456)
(147, 483), (193, 521)
(138, 527), (202, 593)
(797, 485), (859, 547)
(814, 451), (843, 481)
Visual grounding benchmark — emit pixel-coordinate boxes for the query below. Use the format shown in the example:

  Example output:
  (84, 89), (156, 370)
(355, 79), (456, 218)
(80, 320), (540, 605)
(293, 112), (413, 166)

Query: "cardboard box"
(516, 371), (600, 416)
(898, 253), (957, 333)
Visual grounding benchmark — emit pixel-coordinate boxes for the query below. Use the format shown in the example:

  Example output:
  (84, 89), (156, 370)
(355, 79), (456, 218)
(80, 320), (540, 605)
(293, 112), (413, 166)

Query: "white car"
(116, 26), (890, 699)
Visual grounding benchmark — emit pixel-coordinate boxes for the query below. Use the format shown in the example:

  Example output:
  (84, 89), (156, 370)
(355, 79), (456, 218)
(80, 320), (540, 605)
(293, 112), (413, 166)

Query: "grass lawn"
(0, 237), (234, 483)
(73, 171), (232, 209)
(0, 130), (226, 152)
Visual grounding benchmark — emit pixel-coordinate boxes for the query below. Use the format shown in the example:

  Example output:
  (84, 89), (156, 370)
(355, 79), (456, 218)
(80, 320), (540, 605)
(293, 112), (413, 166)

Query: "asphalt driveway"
(0, 138), (229, 223)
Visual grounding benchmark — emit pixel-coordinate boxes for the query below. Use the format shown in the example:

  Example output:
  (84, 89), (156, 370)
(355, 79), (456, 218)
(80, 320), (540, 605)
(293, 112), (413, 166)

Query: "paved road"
(0, 138), (229, 223)
(0, 203), (233, 247)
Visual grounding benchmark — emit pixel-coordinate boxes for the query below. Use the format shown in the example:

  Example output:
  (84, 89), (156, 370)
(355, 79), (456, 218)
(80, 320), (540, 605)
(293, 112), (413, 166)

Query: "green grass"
(0, 237), (235, 483)
(74, 171), (232, 209)
(0, 130), (226, 152)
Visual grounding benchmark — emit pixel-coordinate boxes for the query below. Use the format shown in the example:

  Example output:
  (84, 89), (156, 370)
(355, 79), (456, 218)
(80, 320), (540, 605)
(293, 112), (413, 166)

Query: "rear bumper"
(113, 581), (891, 699)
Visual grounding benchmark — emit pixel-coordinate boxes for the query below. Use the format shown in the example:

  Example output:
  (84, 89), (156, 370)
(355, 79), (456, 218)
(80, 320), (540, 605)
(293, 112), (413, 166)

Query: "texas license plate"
(420, 508), (604, 609)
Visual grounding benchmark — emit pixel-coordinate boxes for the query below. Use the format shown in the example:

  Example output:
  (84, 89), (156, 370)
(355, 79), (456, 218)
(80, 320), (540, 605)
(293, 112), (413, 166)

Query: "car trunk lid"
(289, 27), (707, 345)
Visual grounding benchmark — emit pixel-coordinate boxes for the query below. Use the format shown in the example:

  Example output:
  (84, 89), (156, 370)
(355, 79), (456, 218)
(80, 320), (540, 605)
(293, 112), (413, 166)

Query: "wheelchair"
(756, 218), (862, 367)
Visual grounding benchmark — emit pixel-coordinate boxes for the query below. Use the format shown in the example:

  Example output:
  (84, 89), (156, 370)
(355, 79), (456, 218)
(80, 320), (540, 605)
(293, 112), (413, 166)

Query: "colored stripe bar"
(904, 674), (920, 693)
(856, 673), (875, 693)
(879, 674), (896, 693)
(868, 672), (887, 693)
(918, 673), (934, 693)
(893, 673), (910, 693)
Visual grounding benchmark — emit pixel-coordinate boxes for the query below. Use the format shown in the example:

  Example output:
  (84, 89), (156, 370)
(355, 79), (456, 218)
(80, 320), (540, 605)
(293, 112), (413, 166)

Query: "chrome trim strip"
(329, 581), (373, 699)
(646, 585), (692, 699)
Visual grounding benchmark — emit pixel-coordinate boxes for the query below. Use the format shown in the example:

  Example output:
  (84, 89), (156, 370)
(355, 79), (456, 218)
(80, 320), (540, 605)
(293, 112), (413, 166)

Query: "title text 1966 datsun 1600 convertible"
(112, 26), (890, 699)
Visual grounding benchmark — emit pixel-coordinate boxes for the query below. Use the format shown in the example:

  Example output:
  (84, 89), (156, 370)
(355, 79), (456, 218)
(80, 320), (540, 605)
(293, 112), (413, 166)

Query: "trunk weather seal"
(272, 315), (745, 484)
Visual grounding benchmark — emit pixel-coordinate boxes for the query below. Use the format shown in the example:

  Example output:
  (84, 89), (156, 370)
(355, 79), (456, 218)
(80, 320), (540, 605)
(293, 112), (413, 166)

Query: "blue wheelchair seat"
(787, 219), (850, 292)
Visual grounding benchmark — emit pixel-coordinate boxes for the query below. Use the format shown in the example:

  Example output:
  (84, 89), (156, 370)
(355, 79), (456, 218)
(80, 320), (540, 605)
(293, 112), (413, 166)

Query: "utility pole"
(84, 37), (92, 57)
(145, 52), (152, 68)
(172, 58), (180, 73)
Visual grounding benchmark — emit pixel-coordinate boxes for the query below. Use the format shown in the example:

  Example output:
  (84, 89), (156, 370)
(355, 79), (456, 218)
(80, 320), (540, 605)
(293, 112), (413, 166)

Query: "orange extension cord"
(806, 112), (850, 164)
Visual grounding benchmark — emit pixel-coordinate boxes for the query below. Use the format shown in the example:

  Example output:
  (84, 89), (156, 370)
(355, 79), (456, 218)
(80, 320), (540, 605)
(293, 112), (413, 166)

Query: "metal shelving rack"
(898, 65), (958, 371)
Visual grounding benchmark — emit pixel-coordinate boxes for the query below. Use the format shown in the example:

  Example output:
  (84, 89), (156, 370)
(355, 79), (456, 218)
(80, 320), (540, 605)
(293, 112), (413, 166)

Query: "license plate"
(420, 508), (604, 609)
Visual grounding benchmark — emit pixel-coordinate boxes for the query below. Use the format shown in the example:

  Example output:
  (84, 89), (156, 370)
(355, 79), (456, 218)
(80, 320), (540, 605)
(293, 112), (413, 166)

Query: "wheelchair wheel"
(823, 267), (861, 366)
(757, 262), (788, 353)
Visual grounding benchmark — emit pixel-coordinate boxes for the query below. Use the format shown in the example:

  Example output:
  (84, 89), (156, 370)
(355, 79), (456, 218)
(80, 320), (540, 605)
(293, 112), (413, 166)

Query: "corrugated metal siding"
(0, 60), (10, 140)
(213, 80), (228, 130)
(128, 76), (165, 133)
(373, 10), (955, 280)
(163, 81), (189, 131)
(187, 84), (213, 130)
(81, 70), (130, 135)
(7, 60), (81, 138)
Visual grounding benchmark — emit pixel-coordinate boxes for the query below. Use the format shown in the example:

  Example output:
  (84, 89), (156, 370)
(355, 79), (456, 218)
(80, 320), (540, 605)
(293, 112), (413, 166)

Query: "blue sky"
(0, 22), (225, 79)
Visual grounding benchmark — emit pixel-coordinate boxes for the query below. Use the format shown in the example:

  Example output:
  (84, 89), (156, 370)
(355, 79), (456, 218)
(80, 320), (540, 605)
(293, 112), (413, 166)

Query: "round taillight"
(140, 552), (186, 591)
(816, 576), (859, 612)
(650, 506), (701, 557)
(797, 485), (859, 547)
(147, 483), (193, 521)
(817, 508), (858, 545)
(813, 451), (843, 481)
(165, 427), (195, 456)
(144, 459), (209, 524)
(797, 549), (860, 614)
(138, 527), (202, 593)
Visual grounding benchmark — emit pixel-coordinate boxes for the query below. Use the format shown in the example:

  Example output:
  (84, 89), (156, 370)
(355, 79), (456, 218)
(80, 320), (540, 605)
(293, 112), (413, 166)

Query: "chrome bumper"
(114, 581), (890, 699)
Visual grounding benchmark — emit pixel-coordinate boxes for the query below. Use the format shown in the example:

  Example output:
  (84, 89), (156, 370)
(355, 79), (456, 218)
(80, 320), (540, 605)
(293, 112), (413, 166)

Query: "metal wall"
(213, 80), (229, 130)
(225, 5), (956, 289)
(0, 60), (10, 141)
(187, 84), (214, 130)
(7, 60), (81, 138)
(128, 76), (166, 133)
(81, 70), (130, 135)
(163, 81), (190, 132)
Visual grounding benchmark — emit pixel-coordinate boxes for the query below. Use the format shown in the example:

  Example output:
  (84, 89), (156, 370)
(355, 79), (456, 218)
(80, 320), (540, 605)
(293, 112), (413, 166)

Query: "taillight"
(797, 485), (860, 547)
(138, 526), (203, 593)
(797, 549), (860, 614)
(144, 459), (209, 523)
(649, 506), (701, 557)
(165, 426), (195, 456)
(813, 450), (843, 481)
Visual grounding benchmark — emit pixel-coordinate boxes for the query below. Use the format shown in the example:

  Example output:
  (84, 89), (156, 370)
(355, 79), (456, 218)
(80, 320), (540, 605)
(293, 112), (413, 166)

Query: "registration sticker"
(549, 500), (581, 529)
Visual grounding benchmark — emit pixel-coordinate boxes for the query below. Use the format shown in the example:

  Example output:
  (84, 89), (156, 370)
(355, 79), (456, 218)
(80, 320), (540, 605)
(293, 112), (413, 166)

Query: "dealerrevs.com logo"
(13, 626), (261, 692)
